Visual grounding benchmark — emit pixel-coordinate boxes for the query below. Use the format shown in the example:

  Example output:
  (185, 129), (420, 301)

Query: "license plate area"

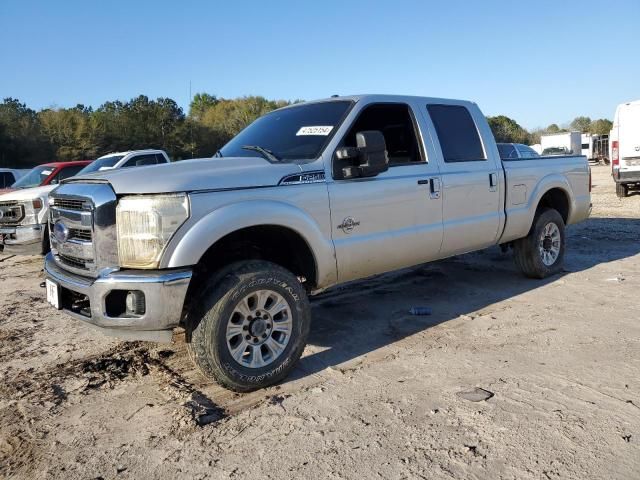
(46, 279), (61, 309)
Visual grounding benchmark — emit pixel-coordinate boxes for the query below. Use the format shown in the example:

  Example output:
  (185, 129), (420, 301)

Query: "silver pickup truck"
(44, 95), (591, 391)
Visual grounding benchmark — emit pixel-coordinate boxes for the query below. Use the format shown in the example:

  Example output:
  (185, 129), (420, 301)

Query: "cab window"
(427, 104), (486, 162)
(333, 103), (423, 179)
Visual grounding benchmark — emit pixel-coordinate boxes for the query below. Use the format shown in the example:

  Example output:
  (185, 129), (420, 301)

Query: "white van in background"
(610, 100), (640, 197)
(540, 132), (582, 156)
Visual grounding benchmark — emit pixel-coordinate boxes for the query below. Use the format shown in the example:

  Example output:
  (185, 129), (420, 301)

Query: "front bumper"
(44, 253), (192, 342)
(0, 223), (45, 254)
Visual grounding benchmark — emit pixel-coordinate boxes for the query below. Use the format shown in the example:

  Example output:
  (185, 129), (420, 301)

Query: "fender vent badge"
(337, 217), (360, 234)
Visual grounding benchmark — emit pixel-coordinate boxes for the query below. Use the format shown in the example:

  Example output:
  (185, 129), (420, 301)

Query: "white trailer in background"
(540, 132), (582, 156)
(530, 144), (543, 154)
(581, 133), (595, 160)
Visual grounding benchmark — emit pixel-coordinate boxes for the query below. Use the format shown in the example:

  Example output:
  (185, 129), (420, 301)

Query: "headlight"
(116, 194), (190, 269)
(21, 197), (45, 222)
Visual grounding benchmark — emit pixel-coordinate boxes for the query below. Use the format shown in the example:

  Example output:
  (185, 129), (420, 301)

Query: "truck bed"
(499, 154), (591, 243)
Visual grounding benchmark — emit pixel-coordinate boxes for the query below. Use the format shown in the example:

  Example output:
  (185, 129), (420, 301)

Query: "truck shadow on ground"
(288, 217), (640, 381)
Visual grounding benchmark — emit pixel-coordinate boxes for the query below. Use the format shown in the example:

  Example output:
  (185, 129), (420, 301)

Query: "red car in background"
(0, 161), (92, 193)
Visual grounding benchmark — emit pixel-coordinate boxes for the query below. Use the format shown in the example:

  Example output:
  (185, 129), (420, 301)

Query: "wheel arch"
(162, 200), (337, 290)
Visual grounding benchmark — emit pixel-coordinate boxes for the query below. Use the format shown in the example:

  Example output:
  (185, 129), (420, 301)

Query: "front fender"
(160, 199), (337, 288)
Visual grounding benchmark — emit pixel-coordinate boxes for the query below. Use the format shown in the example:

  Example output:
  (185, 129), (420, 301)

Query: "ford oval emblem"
(53, 221), (70, 243)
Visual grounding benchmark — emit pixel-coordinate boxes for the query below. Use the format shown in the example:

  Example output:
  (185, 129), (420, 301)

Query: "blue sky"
(1, 0), (638, 129)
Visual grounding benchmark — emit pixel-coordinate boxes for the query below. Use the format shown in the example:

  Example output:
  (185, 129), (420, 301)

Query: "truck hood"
(0, 184), (56, 202)
(66, 157), (305, 194)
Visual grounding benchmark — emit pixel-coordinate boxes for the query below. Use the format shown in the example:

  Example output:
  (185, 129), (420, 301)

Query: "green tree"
(486, 115), (531, 144)
(38, 105), (100, 160)
(590, 118), (613, 135)
(570, 116), (592, 133)
(0, 98), (52, 167)
(546, 123), (561, 134)
(189, 93), (219, 121)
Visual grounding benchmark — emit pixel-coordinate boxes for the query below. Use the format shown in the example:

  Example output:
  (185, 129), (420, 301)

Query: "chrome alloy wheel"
(539, 222), (561, 266)
(225, 289), (293, 369)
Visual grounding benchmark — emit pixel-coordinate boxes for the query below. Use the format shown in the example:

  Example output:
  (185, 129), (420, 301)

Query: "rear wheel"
(616, 183), (628, 198)
(513, 208), (565, 279)
(187, 260), (311, 392)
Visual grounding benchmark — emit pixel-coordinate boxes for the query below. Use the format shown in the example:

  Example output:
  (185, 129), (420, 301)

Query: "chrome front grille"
(49, 183), (118, 278)
(0, 201), (24, 225)
(69, 228), (92, 242)
(58, 252), (94, 271)
(52, 198), (89, 211)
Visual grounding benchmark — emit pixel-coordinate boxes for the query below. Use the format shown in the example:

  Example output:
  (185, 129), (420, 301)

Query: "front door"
(327, 102), (443, 283)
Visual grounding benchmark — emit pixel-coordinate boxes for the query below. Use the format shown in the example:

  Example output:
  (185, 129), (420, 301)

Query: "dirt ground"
(1, 164), (639, 480)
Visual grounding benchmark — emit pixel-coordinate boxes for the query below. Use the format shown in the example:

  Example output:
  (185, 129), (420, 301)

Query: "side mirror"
(336, 130), (389, 179)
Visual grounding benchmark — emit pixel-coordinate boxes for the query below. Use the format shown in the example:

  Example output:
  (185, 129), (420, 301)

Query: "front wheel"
(187, 260), (311, 392)
(513, 208), (566, 279)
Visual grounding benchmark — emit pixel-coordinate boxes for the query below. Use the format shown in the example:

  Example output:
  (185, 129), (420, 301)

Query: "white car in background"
(79, 149), (171, 174)
(0, 149), (170, 255)
(610, 100), (640, 198)
(497, 143), (540, 160)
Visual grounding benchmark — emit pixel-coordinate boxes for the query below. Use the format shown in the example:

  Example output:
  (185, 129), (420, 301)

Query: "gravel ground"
(1, 164), (639, 479)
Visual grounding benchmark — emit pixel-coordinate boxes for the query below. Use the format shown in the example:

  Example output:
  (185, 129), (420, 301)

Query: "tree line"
(0, 94), (291, 168)
(487, 115), (613, 145)
(0, 94), (613, 168)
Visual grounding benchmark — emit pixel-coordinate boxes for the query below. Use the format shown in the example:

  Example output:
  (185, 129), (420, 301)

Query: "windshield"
(77, 155), (124, 175)
(11, 165), (55, 189)
(218, 101), (352, 161)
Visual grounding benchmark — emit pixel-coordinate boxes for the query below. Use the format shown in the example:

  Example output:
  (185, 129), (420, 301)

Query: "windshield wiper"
(213, 149), (223, 158)
(241, 145), (281, 163)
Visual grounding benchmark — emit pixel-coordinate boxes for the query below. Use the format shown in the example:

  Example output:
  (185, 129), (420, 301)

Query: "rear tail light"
(612, 140), (619, 167)
(589, 167), (592, 192)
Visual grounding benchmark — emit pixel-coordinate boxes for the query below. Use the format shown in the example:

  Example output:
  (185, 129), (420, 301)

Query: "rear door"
(327, 102), (443, 283)
(424, 103), (502, 256)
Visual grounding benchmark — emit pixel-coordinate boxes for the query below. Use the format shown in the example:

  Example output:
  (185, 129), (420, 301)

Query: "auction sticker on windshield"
(296, 126), (333, 136)
(46, 279), (60, 309)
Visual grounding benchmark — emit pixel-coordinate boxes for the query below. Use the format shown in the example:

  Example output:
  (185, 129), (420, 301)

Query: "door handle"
(489, 172), (498, 191)
(417, 178), (440, 199)
(429, 178), (441, 199)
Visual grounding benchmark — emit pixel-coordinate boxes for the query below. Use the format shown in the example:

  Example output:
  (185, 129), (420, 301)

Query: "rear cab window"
(427, 104), (486, 162)
(123, 154), (159, 168)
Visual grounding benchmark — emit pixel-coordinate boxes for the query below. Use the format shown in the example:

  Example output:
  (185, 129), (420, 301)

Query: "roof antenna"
(189, 80), (194, 158)
(331, 94), (339, 98)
